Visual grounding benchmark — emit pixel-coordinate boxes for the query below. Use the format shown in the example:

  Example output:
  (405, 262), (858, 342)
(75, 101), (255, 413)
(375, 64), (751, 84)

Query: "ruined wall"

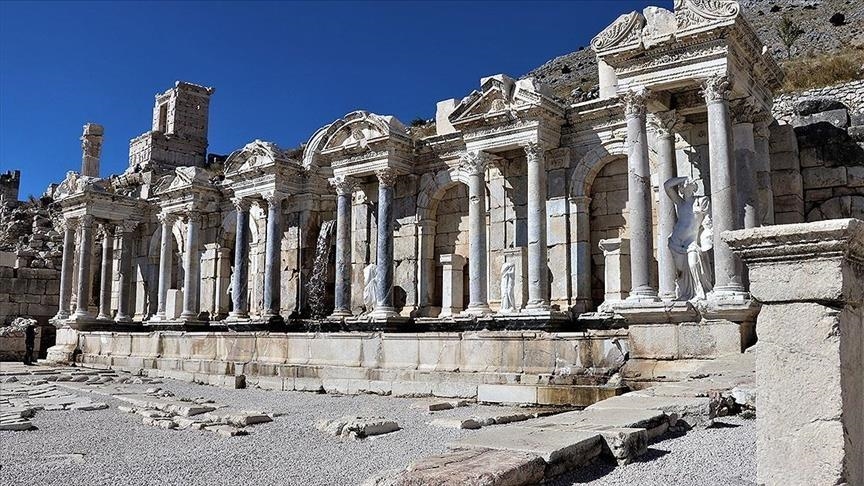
(0, 170), (20, 205)
(589, 157), (629, 307)
(769, 80), (864, 224)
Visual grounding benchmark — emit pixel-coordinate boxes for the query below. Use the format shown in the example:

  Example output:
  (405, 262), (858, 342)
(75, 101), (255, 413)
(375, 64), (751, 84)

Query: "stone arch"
(806, 195), (864, 222)
(416, 165), (472, 221)
(569, 138), (627, 198)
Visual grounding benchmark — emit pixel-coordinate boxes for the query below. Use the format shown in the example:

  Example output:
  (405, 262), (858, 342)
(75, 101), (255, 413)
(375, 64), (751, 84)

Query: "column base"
(114, 314), (133, 324)
(370, 307), (401, 319)
(708, 285), (750, 302)
(524, 300), (551, 312)
(228, 311), (249, 319)
(462, 304), (493, 317)
(626, 288), (661, 303)
(328, 309), (353, 320)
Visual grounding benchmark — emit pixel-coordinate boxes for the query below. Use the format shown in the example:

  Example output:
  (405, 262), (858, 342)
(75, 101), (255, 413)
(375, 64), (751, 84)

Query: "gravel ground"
(551, 416), (756, 486)
(1, 375), (756, 486)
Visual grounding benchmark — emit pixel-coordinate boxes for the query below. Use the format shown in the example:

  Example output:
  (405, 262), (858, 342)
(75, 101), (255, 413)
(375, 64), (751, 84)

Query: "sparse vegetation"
(776, 15), (805, 60)
(780, 47), (864, 92)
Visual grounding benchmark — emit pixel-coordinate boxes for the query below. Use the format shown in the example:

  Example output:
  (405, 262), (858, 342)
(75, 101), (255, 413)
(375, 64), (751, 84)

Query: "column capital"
(261, 191), (287, 208)
(647, 110), (683, 139)
(231, 196), (251, 212)
(117, 220), (140, 235)
(329, 175), (357, 196)
(621, 88), (649, 119)
(701, 74), (732, 104)
(157, 211), (177, 225)
(376, 168), (398, 188)
(79, 214), (95, 227)
(753, 116), (772, 140)
(569, 195), (592, 213)
(729, 97), (764, 124)
(97, 221), (115, 238)
(522, 142), (545, 163)
(184, 210), (201, 225)
(459, 151), (490, 175)
(60, 216), (79, 232)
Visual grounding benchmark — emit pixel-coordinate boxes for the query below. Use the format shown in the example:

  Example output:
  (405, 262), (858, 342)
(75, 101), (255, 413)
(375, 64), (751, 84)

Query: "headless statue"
(664, 176), (714, 301)
(363, 264), (377, 313)
(500, 262), (516, 313)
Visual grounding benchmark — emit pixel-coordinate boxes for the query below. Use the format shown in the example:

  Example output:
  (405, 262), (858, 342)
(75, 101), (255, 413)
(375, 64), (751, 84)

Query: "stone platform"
(45, 328), (629, 406)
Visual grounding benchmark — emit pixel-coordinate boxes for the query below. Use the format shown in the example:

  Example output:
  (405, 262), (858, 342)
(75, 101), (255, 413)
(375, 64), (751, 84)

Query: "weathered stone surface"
(449, 425), (602, 465)
(430, 418), (482, 430)
(384, 449), (546, 486)
(316, 416), (400, 439)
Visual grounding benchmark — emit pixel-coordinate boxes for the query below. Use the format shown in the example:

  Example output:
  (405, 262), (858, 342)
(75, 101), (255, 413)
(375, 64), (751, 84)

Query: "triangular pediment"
(224, 139), (299, 176)
(449, 75), (561, 127)
(155, 166), (213, 195)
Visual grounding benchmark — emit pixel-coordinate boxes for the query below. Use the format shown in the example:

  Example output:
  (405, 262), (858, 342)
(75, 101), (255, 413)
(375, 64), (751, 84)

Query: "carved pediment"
(302, 111), (408, 169)
(225, 139), (298, 175)
(54, 171), (106, 201)
(154, 166), (213, 195)
(591, 11), (646, 53)
(675, 0), (740, 32)
(449, 75), (558, 127)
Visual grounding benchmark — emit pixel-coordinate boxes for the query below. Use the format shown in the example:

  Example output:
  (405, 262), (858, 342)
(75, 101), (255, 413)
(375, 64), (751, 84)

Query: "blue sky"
(0, 0), (669, 198)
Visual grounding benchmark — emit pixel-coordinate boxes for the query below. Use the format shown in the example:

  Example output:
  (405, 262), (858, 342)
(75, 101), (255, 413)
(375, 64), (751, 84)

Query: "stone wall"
(0, 262), (61, 325)
(769, 79), (864, 224)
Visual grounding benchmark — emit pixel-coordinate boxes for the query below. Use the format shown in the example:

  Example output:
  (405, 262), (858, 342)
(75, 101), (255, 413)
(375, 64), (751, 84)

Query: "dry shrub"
(781, 47), (864, 92)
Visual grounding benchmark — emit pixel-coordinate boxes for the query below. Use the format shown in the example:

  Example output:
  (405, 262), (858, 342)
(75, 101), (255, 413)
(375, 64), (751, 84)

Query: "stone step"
(477, 384), (626, 406)
(365, 449), (546, 486)
(585, 394), (713, 427)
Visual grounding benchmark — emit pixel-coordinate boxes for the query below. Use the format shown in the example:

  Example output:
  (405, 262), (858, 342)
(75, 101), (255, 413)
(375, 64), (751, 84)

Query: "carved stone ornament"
(459, 151), (489, 176)
(79, 214), (95, 228)
(647, 111), (683, 139)
(97, 222), (115, 239)
(522, 142), (545, 164)
(674, 0), (740, 31)
(730, 98), (766, 124)
(591, 11), (646, 51)
(376, 168), (398, 188)
(262, 192), (286, 209)
(157, 211), (177, 226)
(329, 175), (356, 196)
(701, 74), (731, 104)
(118, 220), (140, 234)
(60, 217), (79, 233)
(231, 197), (251, 212)
(185, 211), (201, 225)
(621, 89), (649, 118)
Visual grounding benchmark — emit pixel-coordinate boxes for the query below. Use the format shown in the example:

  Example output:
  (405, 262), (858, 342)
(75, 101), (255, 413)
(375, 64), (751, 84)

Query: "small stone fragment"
(430, 418), (482, 430)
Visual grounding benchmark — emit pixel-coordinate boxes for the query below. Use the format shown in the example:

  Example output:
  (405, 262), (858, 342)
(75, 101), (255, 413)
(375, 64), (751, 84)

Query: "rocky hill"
(526, 0), (864, 100)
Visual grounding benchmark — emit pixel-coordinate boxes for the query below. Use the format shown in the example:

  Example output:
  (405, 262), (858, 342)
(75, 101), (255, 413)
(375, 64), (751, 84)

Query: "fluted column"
(180, 211), (201, 320)
(622, 89), (659, 302)
(115, 221), (138, 323)
(329, 176), (355, 318)
(96, 223), (115, 321)
(71, 215), (95, 320)
(153, 212), (176, 321)
(262, 193), (285, 320)
(462, 151), (492, 315)
(649, 110), (681, 300)
(703, 74), (747, 298)
(524, 142), (550, 311)
(371, 168), (400, 319)
(54, 217), (78, 320)
(230, 198), (251, 319)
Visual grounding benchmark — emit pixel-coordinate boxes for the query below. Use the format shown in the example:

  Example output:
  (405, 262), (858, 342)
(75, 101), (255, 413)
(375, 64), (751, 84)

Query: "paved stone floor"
(0, 362), (756, 486)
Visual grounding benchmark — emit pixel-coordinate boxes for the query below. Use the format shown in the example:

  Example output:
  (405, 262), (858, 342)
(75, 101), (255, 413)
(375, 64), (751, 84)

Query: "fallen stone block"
(386, 448), (546, 486)
(531, 407), (669, 440)
(69, 401), (109, 411)
(449, 425), (603, 470)
(430, 418), (482, 430)
(117, 406), (136, 414)
(0, 419), (34, 431)
(428, 402), (455, 412)
(586, 394), (712, 427)
(316, 416), (400, 439)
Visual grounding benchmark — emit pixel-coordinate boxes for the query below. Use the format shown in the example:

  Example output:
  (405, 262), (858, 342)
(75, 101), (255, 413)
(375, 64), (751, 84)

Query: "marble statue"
(664, 176), (714, 301)
(500, 262), (516, 313)
(363, 263), (377, 313)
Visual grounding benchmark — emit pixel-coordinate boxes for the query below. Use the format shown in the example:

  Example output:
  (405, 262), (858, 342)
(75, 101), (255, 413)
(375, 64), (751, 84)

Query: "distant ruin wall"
(0, 261), (60, 325)
(772, 79), (864, 123)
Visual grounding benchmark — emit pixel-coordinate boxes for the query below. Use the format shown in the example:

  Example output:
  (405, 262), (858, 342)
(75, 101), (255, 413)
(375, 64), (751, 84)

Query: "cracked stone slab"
(365, 449), (546, 486)
(449, 425), (603, 466)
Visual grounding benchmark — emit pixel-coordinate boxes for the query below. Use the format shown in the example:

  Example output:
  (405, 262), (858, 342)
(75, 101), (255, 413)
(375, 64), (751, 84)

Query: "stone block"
(628, 324), (678, 360)
(477, 384), (537, 404)
(677, 321), (743, 358)
(770, 151), (800, 171)
(796, 108), (849, 129)
(449, 425), (603, 466)
(392, 449), (546, 486)
(802, 166), (847, 190)
(772, 170), (803, 196)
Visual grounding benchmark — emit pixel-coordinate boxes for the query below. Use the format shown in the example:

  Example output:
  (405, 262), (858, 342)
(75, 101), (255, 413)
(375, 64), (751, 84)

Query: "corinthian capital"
(647, 111), (683, 139)
(329, 175), (357, 196)
(157, 211), (176, 226)
(522, 142), (545, 164)
(231, 196), (251, 212)
(621, 89), (649, 118)
(376, 168), (398, 188)
(701, 74), (731, 104)
(459, 151), (489, 175)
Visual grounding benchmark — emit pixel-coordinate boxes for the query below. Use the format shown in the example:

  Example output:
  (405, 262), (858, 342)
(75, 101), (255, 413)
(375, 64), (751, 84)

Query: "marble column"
(649, 110), (681, 300)
(371, 168), (399, 318)
(54, 218), (78, 320)
(115, 221), (138, 323)
(262, 193), (285, 320)
(569, 196), (592, 311)
(416, 219), (437, 316)
(72, 215), (95, 320)
(461, 151), (492, 315)
(754, 117), (775, 225)
(180, 211), (201, 320)
(702, 74), (747, 298)
(154, 212), (176, 321)
(329, 176), (354, 318)
(622, 89), (659, 302)
(97, 223), (115, 321)
(230, 198), (251, 319)
(524, 142), (550, 311)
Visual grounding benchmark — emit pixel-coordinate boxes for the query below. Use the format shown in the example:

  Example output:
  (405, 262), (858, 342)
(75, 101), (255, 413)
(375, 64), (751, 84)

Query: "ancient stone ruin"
(1, 1), (862, 485)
